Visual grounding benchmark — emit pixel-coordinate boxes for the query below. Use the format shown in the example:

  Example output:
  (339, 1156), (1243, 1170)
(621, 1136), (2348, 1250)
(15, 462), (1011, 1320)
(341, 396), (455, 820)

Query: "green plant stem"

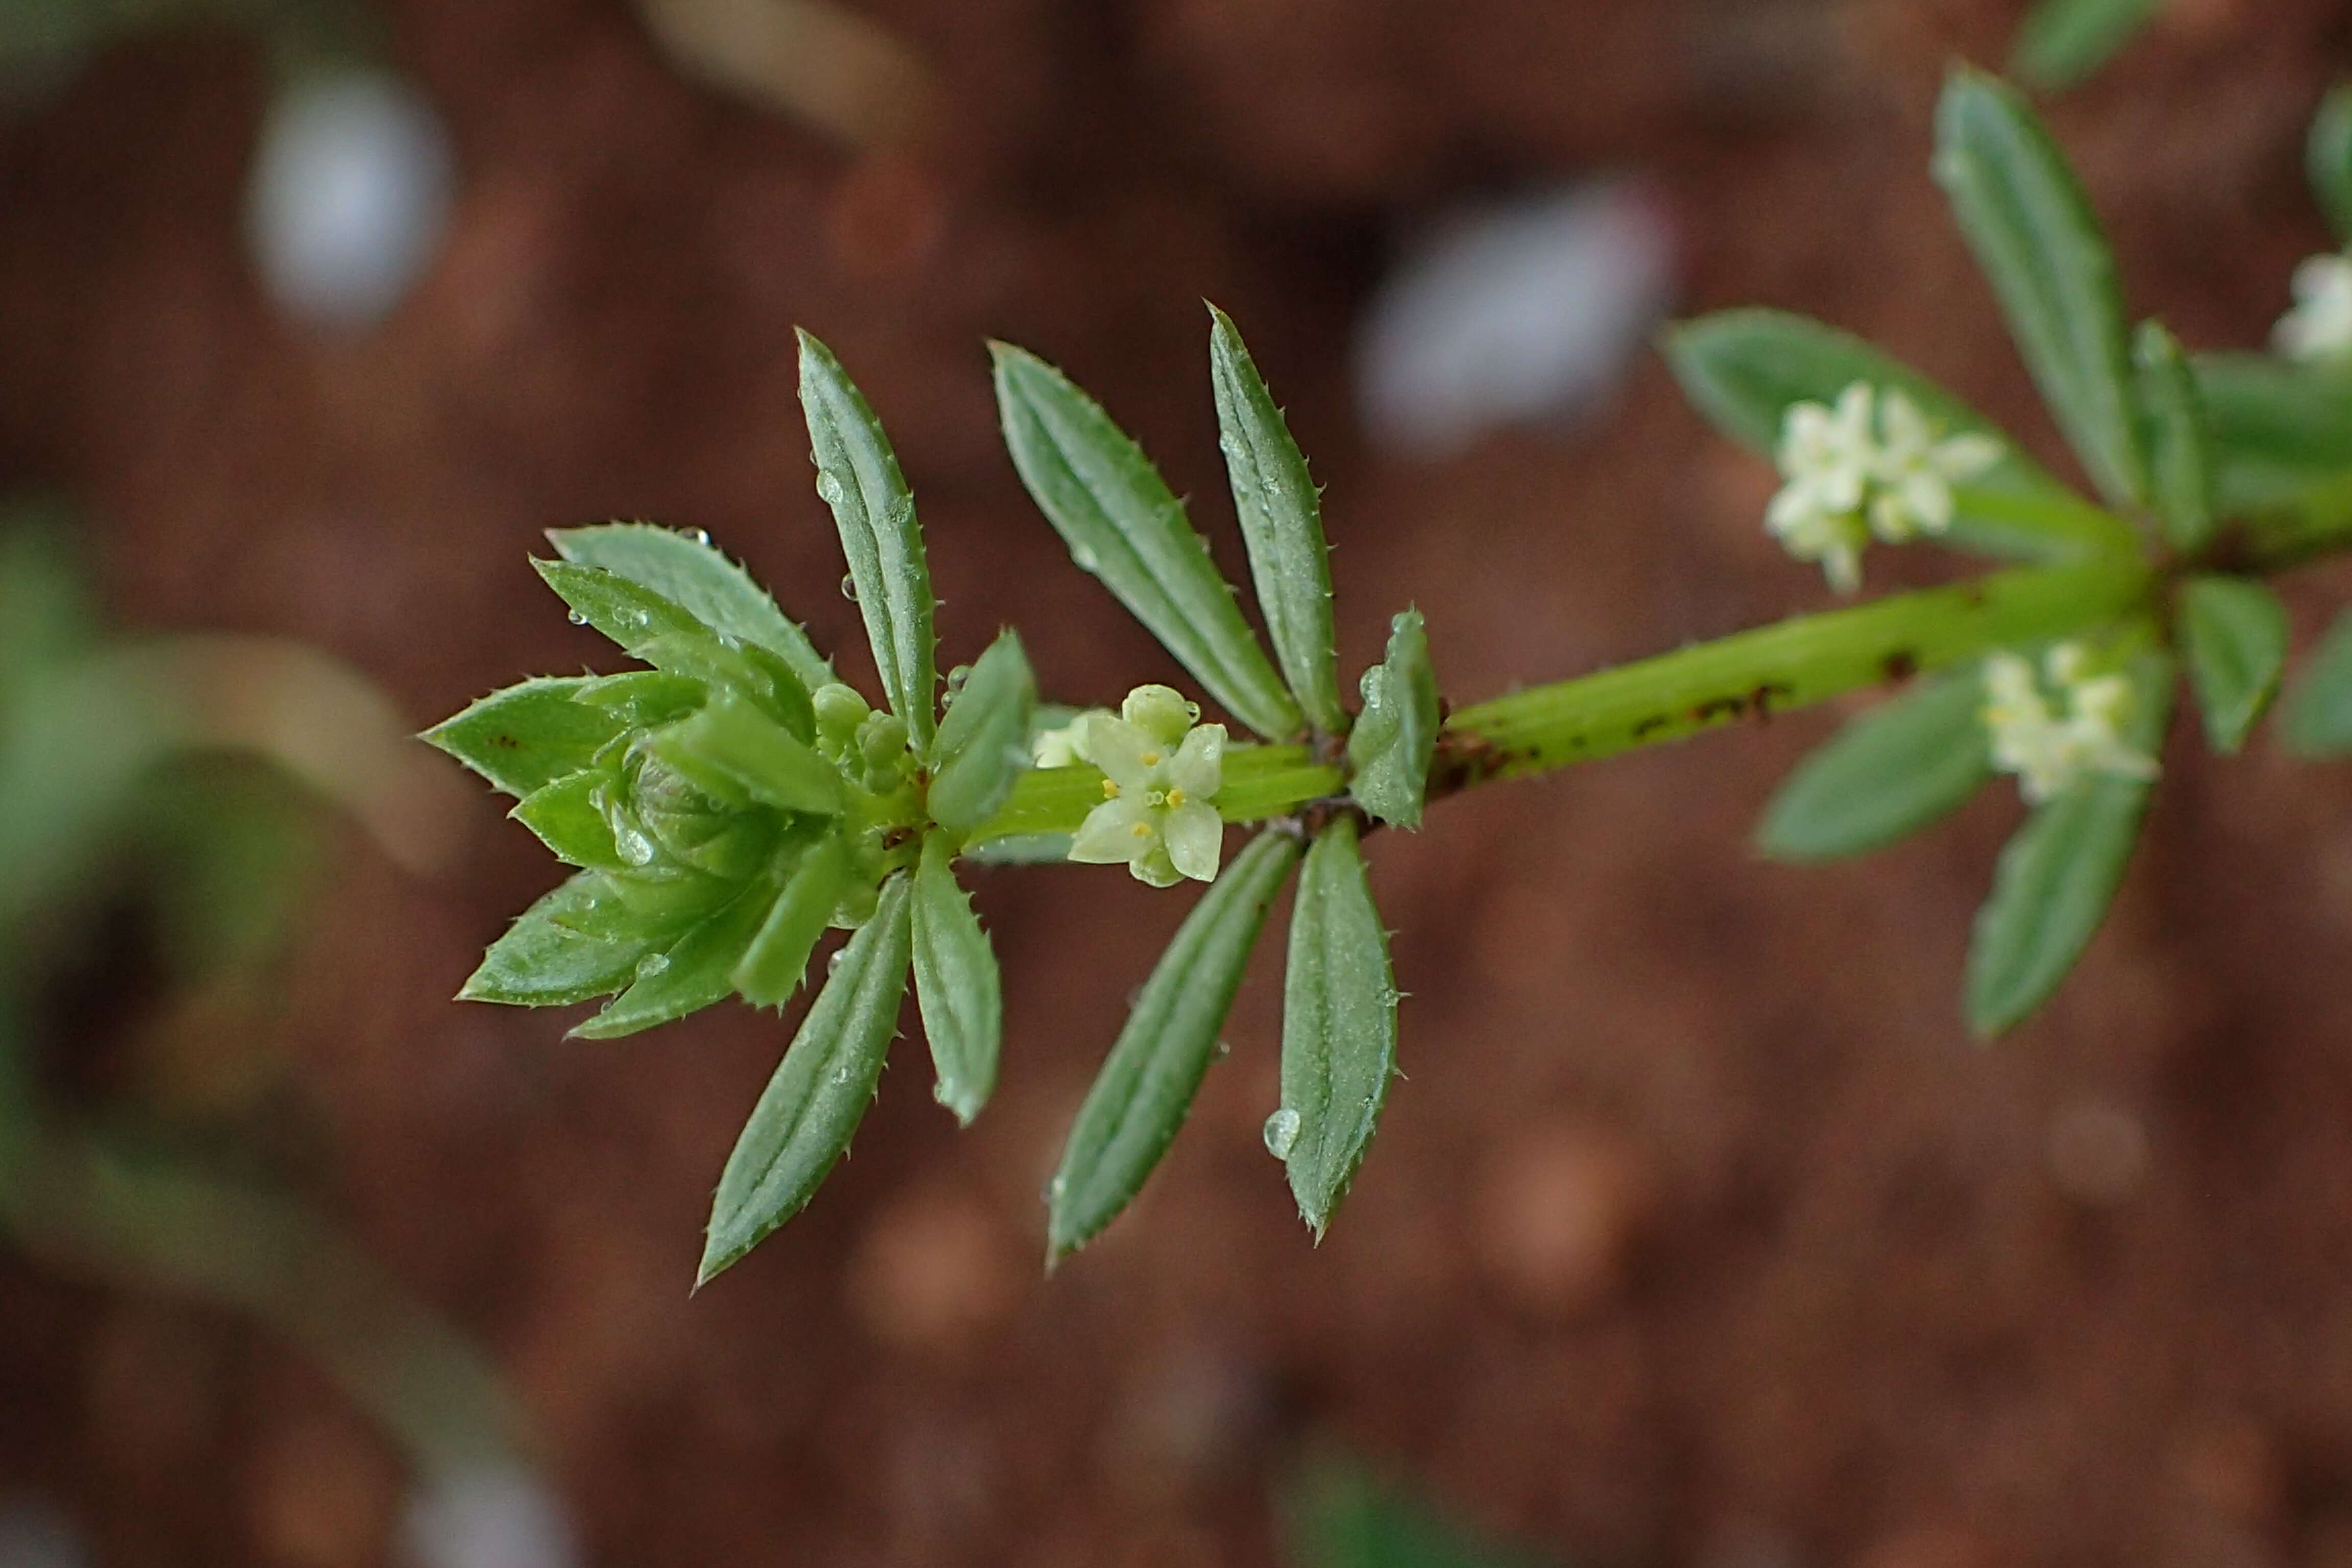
(973, 559), (2152, 842)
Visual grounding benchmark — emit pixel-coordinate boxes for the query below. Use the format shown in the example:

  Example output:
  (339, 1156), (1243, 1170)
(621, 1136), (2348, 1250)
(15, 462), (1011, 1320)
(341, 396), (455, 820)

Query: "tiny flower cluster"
(1767, 383), (2002, 593)
(2274, 252), (2352, 363)
(1981, 643), (2158, 805)
(1042, 684), (1228, 887)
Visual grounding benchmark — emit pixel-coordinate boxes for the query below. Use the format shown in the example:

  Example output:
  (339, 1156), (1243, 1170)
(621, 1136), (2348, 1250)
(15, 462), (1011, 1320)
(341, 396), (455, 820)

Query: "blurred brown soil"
(7, 0), (2352, 1564)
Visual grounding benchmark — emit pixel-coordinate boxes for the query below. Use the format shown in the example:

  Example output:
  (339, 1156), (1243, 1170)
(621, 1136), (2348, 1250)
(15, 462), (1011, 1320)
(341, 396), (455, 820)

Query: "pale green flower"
(2274, 253), (2352, 363)
(1031, 709), (1110, 768)
(1982, 645), (2158, 805)
(1068, 684), (1225, 887)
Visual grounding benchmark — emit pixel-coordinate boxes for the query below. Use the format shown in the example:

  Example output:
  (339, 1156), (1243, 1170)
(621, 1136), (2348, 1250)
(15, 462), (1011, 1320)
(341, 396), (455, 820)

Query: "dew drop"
(614, 826), (656, 866)
(1212, 1038), (1232, 1060)
(840, 574), (860, 602)
(817, 474), (846, 505)
(688, 527), (712, 546)
(827, 948), (848, 975)
(1262, 1108), (1301, 1160)
(1070, 546), (1098, 572)
(567, 608), (588, 626)
(634, 951), (671, 979)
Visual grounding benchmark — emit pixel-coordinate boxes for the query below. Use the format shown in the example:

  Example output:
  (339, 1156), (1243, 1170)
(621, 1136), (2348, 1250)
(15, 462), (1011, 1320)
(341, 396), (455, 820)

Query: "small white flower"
(1767, 383), (1878, 595)
(1031, 709), (1110, 769)
(2274, 253), (2352, 363)
(1982, 644), (2159, 805)
(1868, 389), (2002, 542)
(1067, 685), (1226, 887)
(1765, 383), (2004, 593)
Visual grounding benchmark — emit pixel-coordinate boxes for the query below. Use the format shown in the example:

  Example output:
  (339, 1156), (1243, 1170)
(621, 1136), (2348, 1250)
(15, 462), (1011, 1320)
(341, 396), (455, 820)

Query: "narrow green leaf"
(926, 629), (1036, 832)
(1965, 653), (2171, 1036)
(570, 873), (784, 1040)
(1661, 309), (2132, 561)
(1208, 304), (1344, 733)
(646, 692), (843, 816)
(2011, 0), (2162, 91)
(422, 677), (623, 798)
(799, 330), (936, 753)
(2285, 610), (2352, 755)
(2193, 353), (2352, 518)
(1346, 609), (1439, 830)
(731, 831), (849, 1008)
(2133, 321), (2215, 553)
(699, 873), (913, 1283)
(2310, 84), (2352, 244)
(991, 341), (1303, 740)
(535, 561), (814, 738)
(1276, 817), (1395, 1240)
(510, 769), (624, 868)
(2178, 576), (2289, 753)
(1286, 1457), (1557, 1568)
(911, 831), (1000, 1125)
(549, 522), (832, 693)
(1047, 830), (1303, 1257)
(1756, 672), (1992, 862)
(459, 872), (664, 1006)
(1933, 67), (2147, 509)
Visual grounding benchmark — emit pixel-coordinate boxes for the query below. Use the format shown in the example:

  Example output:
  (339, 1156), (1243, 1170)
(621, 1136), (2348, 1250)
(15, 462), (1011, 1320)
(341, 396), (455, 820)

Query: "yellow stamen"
(1101, 779), (1119, 798)
(1130, 821), (1152, 838)
(1140, 750), (1162, 766)
(1165, 788), (1186, 808)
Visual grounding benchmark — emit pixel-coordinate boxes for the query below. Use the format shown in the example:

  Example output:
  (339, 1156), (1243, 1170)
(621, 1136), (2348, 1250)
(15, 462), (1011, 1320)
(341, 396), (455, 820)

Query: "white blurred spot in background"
(0, 1498), (85, 1568)
(247, 70), (454, 328)
(1354, 180), (1679, 459)
(403, 1465), (579, 1568)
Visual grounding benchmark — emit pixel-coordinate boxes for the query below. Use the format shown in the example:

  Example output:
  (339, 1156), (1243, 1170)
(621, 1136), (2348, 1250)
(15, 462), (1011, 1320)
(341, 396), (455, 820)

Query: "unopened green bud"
(1120, 683), (1196, 747)
(857, 711), (910, 767)
(812, 682), (870, 739)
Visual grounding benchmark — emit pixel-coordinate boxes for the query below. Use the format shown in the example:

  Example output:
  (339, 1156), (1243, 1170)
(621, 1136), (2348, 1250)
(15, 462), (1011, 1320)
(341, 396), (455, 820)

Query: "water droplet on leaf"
(817, 474), (845, 505)
(840, 574), (860, 602)
(827, 948), (847, 975)
(567, 609), (588, 626)
(634, 951), (671, 979)
(1263, 1108), (1301, 1159)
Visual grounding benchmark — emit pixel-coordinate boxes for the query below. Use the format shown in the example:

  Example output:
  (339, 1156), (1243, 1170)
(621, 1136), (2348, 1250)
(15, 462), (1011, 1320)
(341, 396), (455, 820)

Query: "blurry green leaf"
(549, 521), (832, 693)
(647, 691), (843, 816)
(1277, 817), (1394, 1239)
(2193, 353), (2352, 519)
(1933, 67), (2147, 509)
(911, 830), (1000, 1125)
(1965, 653), (2171, 1036)
(799, 330), (937, 751)
(1047, 829), (1303, 1258)
(458, 872), (668, 1007)
(510, 769), (624, 868)
(2283, 610), (2352, 756)
(1286, 1457), (1556, 1568)
(422, 677), (623, 798)
(1209, 304), (1345, 734)
(1757, 671), (1992, 862)
(534, 560), (814, 737)
(1661, 309), (2130, 560)
(0, 506), (96, 701)
(2133, 321), (2215, 553)
(2178, 576), (2288, 753)
(1346, 610), (1439, 830)
(926, 629), (1035, 832)
(731, 831), (849, 1008)
(2010, 0), (2162, 91)
(2310, 84), (2352, 244)
(570, 872), (785, 1040)
(991, 341), (1304, 740)
(134, 757), (325, 981)
(700, 872), (913, 1284)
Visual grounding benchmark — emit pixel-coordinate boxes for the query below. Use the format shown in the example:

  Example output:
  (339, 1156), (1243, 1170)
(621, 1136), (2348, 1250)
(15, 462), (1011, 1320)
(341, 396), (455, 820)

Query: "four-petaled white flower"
(1981, 644), (2158, 806)
(1765, 383), (2002, 594)
(1869, 390), (2003, 541)
(1068, 685), (1227, 887)
(2274, 253), (2352, 363)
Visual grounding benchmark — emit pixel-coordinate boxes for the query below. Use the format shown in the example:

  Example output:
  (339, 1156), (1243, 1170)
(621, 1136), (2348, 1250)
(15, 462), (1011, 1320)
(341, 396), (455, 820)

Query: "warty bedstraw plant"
(426, 66), (2352, 1280)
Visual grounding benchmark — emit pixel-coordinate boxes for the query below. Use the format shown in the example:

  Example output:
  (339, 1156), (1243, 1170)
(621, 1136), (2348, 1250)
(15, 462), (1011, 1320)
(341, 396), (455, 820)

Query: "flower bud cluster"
(1981, 643), (2158, 805)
